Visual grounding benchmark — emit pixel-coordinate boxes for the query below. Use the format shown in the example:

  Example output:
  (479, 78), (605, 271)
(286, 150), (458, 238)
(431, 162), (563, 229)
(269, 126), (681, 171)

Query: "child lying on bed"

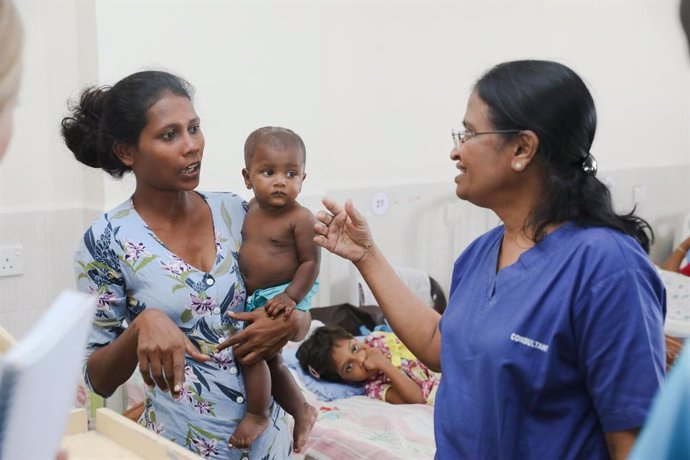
(296, 326), (439, 404)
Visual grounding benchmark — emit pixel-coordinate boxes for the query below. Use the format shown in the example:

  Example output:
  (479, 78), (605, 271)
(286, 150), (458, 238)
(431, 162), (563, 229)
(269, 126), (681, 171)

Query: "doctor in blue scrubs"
(314, 60), (666, 460)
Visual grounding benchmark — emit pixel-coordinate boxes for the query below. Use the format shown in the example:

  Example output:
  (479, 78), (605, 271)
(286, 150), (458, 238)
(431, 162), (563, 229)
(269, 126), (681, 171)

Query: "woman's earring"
(513, 162), (523, 171)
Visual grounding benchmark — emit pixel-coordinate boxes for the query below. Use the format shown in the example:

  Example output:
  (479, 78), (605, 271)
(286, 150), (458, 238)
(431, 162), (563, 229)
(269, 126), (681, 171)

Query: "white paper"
(0, 290), (96, 460)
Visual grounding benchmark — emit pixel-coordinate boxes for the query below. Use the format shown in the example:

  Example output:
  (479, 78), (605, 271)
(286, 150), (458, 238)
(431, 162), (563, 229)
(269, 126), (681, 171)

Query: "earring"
(513, 162), (523, 171)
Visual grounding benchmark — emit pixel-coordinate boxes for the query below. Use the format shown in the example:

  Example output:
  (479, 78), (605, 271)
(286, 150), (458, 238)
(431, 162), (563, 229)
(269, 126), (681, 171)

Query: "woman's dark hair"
(475, 60), (653, 252)
(60, 70), (194, 178)
(296, 326), (353, 383)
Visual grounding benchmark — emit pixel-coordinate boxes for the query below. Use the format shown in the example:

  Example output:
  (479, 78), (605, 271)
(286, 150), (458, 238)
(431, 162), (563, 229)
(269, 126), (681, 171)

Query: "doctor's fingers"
(321, 196), (345, 216)
(315, 209), (335, 226)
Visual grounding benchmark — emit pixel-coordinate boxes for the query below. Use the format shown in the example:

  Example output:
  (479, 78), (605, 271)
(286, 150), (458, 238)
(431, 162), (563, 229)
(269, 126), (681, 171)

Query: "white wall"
(91, 0), (690, 209)
(92, 0), (690, 303)
(0, 0), (102, 339)
(0, 0), (101, 211)
(0, 0), (689, 338)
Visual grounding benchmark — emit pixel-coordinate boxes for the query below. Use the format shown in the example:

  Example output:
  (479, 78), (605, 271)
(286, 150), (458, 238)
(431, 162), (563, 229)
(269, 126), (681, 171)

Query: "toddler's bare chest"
(243, 213), (296, 248)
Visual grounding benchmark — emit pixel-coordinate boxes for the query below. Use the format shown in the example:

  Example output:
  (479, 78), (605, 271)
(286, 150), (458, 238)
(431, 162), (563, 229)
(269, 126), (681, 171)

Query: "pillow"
(282, 345), (365, 401)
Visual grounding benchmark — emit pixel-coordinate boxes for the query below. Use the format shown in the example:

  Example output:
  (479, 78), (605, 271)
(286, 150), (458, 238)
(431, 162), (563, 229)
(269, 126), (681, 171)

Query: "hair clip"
(582, 153), (597, 176)
(307, 365), (321, 379)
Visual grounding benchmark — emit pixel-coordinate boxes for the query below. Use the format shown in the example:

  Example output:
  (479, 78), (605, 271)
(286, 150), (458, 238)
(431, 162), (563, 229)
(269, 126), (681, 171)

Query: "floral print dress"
(75, 192), (291, 459)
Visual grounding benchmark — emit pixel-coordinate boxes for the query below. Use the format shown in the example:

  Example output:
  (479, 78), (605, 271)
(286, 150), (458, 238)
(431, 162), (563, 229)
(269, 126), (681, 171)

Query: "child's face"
(242, 143), (305, 209)
(331, 338), (378, 382)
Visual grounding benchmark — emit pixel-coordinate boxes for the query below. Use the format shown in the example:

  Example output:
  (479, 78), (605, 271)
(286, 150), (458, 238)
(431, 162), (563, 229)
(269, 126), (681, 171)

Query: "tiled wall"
(0, 208), (100, 340)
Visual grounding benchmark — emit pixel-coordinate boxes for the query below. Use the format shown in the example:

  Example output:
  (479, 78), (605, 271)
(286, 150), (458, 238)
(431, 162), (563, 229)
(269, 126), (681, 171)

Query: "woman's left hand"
(216, 308), (305, 365)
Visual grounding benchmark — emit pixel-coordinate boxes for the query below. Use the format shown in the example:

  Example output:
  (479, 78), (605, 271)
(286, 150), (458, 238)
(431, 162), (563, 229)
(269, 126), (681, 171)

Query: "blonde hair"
(0, 0), (22, 109)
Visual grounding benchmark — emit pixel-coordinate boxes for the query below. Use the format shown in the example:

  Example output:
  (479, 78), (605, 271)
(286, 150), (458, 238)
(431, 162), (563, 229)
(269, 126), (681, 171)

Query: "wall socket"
(0, 245), (24, 277)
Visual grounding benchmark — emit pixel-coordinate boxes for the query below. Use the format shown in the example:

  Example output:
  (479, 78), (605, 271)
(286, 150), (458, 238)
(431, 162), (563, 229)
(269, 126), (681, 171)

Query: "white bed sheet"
(658, 267), (690, 338)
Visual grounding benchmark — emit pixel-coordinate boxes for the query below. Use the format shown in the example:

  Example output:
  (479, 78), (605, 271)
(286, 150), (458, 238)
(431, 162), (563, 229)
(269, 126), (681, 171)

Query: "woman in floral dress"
(61, 70), (310, 459)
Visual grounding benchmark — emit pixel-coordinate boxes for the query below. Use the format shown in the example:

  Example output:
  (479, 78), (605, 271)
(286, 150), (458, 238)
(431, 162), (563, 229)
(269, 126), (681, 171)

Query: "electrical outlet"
(0, 245), (23, 277)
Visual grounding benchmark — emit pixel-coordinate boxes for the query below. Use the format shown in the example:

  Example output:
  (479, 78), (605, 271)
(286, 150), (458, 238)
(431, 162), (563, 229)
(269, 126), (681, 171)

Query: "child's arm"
(661, 236), (690, 272)
(365, 346), (424, 404)
(265, 207), (321, 319)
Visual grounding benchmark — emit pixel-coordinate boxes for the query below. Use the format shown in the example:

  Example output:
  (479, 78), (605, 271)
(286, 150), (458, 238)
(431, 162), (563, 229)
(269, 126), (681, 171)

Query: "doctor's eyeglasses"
(452, 129), (522, 149)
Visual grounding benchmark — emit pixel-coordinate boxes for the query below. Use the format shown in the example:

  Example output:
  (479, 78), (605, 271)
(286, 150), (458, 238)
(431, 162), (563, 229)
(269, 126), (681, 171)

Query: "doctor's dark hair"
(296, 326), (353, 383)
(475, 60), (653, 252)
(60, 71), (194, 178)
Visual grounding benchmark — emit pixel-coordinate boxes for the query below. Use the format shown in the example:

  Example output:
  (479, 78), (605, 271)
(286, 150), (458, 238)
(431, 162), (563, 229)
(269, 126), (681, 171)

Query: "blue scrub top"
(436, 223), (665, 459)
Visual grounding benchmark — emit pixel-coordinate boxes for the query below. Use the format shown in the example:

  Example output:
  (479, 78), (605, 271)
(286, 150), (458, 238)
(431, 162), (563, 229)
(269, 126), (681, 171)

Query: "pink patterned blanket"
(295, 395), (435, 459)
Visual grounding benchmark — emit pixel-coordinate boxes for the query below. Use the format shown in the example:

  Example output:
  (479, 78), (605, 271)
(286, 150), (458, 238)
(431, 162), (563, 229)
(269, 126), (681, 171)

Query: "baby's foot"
(229, 412), (271, 450)
(293, 402), (318, 453)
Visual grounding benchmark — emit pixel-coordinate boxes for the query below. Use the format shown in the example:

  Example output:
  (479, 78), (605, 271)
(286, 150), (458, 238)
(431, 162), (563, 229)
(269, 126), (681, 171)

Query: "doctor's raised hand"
(314, 196), (443, 372)
(314, 197), (374, 263)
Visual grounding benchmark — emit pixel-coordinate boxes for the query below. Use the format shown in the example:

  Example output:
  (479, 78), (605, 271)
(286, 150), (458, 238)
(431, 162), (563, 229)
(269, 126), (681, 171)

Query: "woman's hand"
(132, 308), (209, 399)
(217, 308), (307, 365)
(313, 197), (374, 263)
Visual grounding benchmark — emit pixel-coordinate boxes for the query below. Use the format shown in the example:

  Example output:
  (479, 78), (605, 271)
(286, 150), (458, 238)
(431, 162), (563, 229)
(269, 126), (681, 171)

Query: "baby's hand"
(264, 294), (297, 320)
(363, 346), (387, 372)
